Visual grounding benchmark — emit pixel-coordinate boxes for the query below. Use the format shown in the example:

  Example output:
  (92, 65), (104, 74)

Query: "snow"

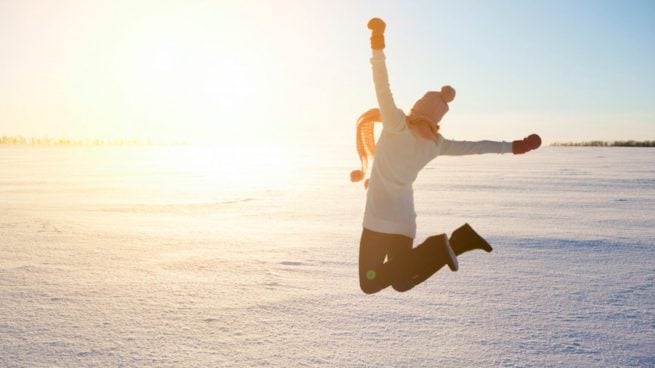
(1, 145), (654, 367)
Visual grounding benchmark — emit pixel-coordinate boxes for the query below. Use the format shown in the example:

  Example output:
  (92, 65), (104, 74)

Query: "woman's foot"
(449, 223), (493, 256)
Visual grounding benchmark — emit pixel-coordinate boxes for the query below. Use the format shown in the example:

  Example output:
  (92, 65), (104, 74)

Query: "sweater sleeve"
(437, 136), (513, 156)
(370, 50), (406, 132)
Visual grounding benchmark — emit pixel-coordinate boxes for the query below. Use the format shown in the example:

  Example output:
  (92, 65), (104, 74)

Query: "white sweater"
(363, 50), (513, 238)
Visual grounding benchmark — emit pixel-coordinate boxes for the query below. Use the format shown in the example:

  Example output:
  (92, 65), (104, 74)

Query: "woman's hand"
(512, 134), (542, 154)
(367, 18), (386, 50)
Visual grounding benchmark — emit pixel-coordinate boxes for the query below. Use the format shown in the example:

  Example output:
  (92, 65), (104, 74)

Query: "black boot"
(419, 234), (458, 272)
(449, 223), (493, 256)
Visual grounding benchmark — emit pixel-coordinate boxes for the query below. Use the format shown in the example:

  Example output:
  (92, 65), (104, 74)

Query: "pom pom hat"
(408, 85), (456, 135)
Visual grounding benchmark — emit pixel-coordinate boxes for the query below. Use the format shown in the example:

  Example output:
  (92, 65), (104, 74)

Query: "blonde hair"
(350, 108), (381, 189)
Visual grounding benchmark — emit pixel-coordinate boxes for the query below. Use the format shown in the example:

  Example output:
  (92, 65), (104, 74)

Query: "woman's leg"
(387, 239), (414, 292)
(359, 228), (407, 294)
(359, 229), (456, 293)
(408, 234), (457, 286)
(409, 224), (495, 286)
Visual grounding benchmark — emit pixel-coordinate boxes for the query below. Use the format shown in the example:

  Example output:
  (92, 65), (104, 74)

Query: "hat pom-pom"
(351, 170), (365, 182)
(440, 85), (456, 103)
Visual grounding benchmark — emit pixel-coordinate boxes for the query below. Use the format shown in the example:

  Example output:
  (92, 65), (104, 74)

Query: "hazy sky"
(1, 0), (654, 144)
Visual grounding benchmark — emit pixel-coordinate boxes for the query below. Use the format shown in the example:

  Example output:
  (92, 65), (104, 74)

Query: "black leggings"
(358, 228), (450, 294)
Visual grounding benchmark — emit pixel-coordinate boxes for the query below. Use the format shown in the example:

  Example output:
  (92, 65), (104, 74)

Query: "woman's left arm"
(438, 134), (541, 156)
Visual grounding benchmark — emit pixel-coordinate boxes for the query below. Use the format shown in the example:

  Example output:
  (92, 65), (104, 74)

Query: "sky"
(1, 0), (654, 145)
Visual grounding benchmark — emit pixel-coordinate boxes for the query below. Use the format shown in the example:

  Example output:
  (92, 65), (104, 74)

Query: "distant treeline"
(551, 140), (655, 147)
(0, 135), (153, 146)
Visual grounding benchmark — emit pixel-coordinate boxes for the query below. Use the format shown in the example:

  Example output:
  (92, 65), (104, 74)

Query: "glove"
(512, 134), (542, 154)
(367, 18), (386, 33)
(367, 18), (386, 50)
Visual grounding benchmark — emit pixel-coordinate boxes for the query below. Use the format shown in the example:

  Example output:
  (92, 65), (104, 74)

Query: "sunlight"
(112, 11), (254, 142)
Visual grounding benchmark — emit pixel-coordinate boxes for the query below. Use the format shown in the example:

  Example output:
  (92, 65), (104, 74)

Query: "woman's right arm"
(368, 18), (405, 133)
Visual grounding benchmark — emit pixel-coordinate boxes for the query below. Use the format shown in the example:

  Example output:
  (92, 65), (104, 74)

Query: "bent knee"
(359, 279), (382, 295)
(391, 282), (414, 293)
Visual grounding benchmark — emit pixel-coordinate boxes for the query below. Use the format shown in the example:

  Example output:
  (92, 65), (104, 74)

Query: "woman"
(352, 18), (541, 294)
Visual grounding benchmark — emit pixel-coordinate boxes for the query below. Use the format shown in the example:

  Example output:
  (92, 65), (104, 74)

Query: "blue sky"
(1, 0), (654, 144)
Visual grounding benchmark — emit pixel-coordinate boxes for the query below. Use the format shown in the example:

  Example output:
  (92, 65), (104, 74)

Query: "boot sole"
(444, 239), (459, 272)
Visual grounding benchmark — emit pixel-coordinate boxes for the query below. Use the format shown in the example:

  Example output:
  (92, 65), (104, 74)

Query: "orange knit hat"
(350, 108), (381, 189)
(408, 85), (456, 128)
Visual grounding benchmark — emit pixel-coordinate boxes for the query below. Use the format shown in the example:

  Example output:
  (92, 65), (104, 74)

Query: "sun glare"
(112, 12), (255, 143)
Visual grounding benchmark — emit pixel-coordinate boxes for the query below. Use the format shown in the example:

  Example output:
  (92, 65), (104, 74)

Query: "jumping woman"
(352, 18), (541, 294)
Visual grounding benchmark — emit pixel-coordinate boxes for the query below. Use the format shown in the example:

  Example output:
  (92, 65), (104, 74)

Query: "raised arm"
(368, 18), (405, 132)
(438, 134), (541, 156)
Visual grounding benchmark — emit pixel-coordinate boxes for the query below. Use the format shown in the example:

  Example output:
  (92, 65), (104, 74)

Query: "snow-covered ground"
(1, 145), (653, 367)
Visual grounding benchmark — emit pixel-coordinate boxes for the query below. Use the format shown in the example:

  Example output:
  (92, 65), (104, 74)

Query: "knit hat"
(350, 108), (381, 189)
(408, 85), (456, 130)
